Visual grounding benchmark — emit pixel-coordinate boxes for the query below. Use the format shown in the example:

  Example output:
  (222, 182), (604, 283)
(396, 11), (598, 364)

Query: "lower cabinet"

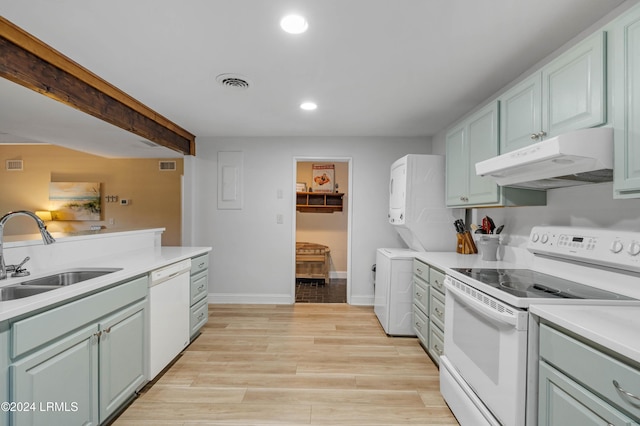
(412, 259), (446, 366)
(98, 301), (146, 422)
(11, 324), (99, 425)
(8, 276), (147, 426)
(190, 254), (209, 339)
(538, 323), (640, 425)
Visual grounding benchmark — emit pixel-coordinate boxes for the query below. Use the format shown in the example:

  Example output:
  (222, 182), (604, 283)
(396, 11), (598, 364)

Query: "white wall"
(191, 136), (431, 305)
(474, 183), (640, 264)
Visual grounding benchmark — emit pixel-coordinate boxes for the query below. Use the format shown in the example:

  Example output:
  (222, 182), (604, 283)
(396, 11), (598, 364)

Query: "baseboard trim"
(208, 293), (293, 304)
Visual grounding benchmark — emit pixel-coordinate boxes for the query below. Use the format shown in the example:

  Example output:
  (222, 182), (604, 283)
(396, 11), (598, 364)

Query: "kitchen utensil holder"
(477, 235), (501, 261)
(457, 231), (477, 254)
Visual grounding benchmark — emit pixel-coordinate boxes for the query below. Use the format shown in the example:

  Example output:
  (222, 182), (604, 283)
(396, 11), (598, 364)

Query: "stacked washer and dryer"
(374, 154), (460, 335)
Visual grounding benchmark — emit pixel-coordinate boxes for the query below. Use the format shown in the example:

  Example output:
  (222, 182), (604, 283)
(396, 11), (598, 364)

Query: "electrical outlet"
(276, 214), (284, 224)
(108, 218), (115, 225)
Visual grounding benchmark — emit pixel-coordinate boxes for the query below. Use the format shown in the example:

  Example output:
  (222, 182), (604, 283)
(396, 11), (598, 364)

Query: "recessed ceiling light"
(300, 102), (317, 111)
(280, 14), (308, 34)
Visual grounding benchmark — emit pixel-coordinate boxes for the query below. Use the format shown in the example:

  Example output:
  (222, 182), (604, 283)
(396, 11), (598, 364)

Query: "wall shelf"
(296, 192), (344, 213)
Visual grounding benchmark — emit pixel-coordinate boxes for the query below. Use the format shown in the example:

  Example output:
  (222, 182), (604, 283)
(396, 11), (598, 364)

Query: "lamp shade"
(35, 211), (53, 221)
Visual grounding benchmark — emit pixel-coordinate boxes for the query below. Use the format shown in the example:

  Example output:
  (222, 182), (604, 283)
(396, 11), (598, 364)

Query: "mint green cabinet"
(0, 322), (10, 426)
(9, 276), (148, 426)
(613, 4), (640, 198)
(98, 300), (146, 422)
(190, 254), (209, 339)
(539, 362), (636, 426)
(538, 323), (640, 425)
(445, 124), (468, 206)
(10, 324), (99, 426)
(543, 31), (607, 137)
(446, 102), (500, 206)
(500, 31), (607, 154)
(500, 73), (542, 153)
(446, 101), (546, 207)
(412, 260), (429, 350)
(412, 259), (446, 366)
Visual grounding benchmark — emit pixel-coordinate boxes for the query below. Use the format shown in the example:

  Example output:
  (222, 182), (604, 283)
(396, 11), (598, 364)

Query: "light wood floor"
(113, 304), (459, 425)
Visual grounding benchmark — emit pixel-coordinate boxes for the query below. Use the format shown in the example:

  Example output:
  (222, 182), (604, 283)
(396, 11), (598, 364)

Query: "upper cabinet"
(500, 73), (542, 153)
(446, 102), (546, 207)
(500, 32), (607, 154)
(613, 5), (640, 198)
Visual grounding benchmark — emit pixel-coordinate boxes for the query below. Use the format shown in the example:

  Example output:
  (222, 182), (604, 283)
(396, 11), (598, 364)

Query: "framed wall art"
(312, 164), (334, 193)
(49, 182), (101, 221)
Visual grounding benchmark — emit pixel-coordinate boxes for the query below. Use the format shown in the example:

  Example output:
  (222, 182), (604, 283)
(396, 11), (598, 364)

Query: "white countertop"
(530, 304), (640, 364)
(414, 251), (524, 272)
(0, 245), (211, 322)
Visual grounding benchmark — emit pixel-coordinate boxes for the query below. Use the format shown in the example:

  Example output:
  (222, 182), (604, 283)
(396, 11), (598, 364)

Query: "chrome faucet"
(0, 211), (56, 280)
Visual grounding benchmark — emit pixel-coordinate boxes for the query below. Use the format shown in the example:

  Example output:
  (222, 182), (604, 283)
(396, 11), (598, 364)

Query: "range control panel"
(528, 226), (640, 272)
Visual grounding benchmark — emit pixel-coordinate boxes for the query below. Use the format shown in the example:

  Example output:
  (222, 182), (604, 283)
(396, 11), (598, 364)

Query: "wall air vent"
(216, 73), (250, 90)
(6, 159), (23, 171)
(159, 161), (177, 171)
(139, 140), (158, 148)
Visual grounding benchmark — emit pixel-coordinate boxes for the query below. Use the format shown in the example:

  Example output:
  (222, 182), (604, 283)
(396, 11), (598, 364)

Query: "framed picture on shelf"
(296, 182), (307, 193)
(312, 164), (334, 193)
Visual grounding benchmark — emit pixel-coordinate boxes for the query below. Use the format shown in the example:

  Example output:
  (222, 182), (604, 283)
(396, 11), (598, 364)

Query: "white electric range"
(440, 226), (640, 426)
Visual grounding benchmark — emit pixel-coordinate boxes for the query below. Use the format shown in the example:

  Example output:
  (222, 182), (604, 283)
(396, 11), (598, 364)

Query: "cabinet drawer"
(413, 260), (429, 282)
(540, 323), (640, 420)
(413, 304), (428, 347)
(190, 270), (208, 305)
(413, 277), (429, 314)
(429, 288), (445, 331)
(428, 321), (444, 365)
(430, 268), (446, 294)
(191, 254), (209, 275)
(11, 276), (148, 359)
(190, 297), (208, 337)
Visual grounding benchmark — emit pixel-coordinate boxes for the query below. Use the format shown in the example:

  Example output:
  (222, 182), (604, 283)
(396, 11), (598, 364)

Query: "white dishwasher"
(146, 259), (191, 380)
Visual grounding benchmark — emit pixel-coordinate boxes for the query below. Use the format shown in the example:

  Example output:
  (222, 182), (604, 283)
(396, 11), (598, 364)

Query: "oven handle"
(445, 279), (521, 329)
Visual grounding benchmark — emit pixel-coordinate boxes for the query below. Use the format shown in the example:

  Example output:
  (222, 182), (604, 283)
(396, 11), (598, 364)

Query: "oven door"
(444, 276), (529, 426)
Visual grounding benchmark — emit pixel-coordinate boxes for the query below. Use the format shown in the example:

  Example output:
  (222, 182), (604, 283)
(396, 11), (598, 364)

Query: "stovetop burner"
(452, 268), (633, 300)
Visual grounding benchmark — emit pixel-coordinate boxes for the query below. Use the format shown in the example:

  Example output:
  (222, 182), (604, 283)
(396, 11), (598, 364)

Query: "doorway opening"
(292, 157), (352, 303)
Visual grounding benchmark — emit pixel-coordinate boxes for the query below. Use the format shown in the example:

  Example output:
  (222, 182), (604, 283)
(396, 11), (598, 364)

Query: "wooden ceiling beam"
(0, 16), (196, 156)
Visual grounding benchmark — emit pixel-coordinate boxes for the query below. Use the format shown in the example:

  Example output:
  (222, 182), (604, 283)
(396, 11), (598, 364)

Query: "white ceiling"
(0, 0), (630, 158)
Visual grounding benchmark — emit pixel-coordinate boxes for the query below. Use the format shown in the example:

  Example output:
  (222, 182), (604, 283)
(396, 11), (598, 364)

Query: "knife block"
(456, 232), (478, 254)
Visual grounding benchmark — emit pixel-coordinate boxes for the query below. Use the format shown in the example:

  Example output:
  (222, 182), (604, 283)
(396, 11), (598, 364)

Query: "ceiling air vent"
(6, 159), (23, 171)
(216, 73), (250, 90)
(159, 161), (177, 171)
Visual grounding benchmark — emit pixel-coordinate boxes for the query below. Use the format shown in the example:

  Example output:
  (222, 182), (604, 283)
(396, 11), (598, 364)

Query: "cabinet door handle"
(197, 312), (206, 321)
(434, 307), (444, 319)
(530, 131), (547, 140)
(94, 331), (102, 338)
(434, 344), (443, 356)
(415, 322), (422, 330)
(104, 327), (112, 334)
(613, 380), (640, 403)
(198, 284), (206, 291)
(416, 291), (422, 298)
(198, 262), (205, 269)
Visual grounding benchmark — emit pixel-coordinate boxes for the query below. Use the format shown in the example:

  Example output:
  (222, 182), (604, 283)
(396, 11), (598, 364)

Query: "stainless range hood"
(475, 127), (613, 190)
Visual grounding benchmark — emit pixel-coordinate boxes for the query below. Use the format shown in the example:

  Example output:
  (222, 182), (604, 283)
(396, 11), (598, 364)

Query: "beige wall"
(0, 145), (183, 245)
(296, 161), (348, 274)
